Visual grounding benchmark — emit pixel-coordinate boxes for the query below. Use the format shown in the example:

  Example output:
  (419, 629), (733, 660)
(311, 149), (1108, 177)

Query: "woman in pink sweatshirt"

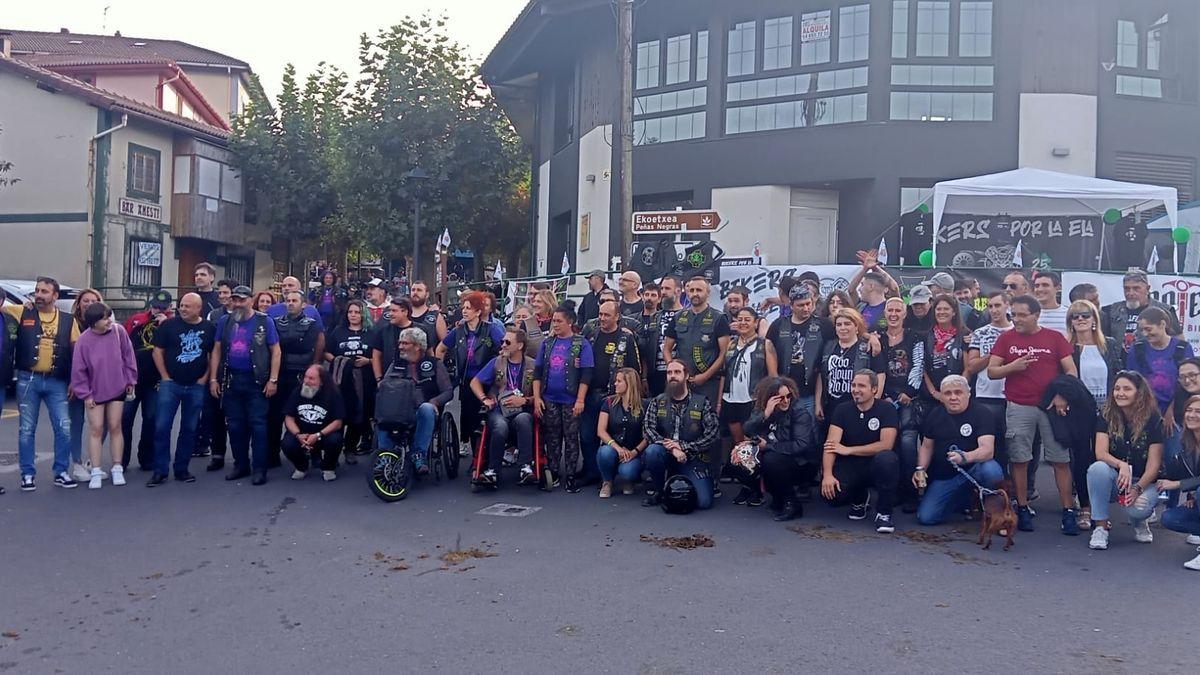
(70, 302), (138, 488)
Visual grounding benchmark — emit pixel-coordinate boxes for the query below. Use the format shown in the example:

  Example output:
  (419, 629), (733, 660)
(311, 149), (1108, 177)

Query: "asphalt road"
(0, 403), (1196, 674)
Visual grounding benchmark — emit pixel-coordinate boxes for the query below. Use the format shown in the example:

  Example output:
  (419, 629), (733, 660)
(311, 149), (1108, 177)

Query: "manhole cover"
(475, 503), (542, 518)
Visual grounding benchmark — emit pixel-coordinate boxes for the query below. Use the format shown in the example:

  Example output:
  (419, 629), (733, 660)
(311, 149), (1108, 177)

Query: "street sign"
(632, 210), (722, 234)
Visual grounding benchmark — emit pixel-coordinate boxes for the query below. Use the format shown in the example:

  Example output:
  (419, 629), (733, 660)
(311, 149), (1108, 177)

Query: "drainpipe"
(88, 112), (128, 289)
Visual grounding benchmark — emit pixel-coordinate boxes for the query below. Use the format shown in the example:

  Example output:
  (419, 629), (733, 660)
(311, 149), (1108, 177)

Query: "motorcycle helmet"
(660, 474), (699, 515)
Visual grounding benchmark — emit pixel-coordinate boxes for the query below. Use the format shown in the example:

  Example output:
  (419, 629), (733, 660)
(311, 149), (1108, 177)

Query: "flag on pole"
(877, 237), (889, 265)
(1148, 245), (1160, 273)
(1011, 239), (1024, 267)
(560, 251), (571, 275)
(438, 228), (451, 250)
(752, 240), (762, 264)
(1173, 244), (1179, 274)
(494, 259), (505, 281)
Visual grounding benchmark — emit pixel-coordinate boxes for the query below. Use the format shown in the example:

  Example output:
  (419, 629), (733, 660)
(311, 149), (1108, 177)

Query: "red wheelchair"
(469, 408), (551, 492)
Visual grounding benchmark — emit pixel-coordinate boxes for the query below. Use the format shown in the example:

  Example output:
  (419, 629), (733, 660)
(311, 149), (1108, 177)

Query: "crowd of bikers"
(2, 258), (1199, 571)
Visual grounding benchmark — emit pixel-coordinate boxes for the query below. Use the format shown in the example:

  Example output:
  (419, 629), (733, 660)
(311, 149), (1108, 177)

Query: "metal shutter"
(1113, 152), (1196, 203)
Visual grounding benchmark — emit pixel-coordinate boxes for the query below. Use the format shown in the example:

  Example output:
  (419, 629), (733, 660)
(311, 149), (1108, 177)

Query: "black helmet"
(660, 474), (698, 515)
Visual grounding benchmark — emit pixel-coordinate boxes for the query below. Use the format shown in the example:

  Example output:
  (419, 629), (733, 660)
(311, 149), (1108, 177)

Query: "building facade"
(484, 0), (1200, 277)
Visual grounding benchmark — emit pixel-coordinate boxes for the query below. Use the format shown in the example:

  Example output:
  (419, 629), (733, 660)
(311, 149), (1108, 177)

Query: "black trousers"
(823, 451), (900, 516)
(458, 385), (484, 446)
(198, 390), (227, 457)
(282, 431), (345, 472)
(759, 451), (816, 505)
(120, 381), (158, 469)
(485, 409), (534, 473)
(267, 370), (304, 464)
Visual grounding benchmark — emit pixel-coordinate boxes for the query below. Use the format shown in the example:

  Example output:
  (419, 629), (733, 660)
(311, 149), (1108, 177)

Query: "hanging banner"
(1064, 271), (1200, 351)
(935, 214), (1103, 270)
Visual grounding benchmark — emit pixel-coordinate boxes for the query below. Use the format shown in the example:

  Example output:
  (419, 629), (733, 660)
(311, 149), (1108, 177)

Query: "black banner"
(935, 214), (1103, 270)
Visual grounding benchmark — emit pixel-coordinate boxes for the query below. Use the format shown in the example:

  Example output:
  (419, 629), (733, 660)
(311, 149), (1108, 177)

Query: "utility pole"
(617, 0), (634, 271)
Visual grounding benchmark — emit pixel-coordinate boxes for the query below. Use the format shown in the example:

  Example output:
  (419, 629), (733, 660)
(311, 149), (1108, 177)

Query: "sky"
(3, 0), (531, 97)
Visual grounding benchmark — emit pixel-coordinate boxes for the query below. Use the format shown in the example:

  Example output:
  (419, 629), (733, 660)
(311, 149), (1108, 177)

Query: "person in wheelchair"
(469, 327), (536, 488)
(374, 327), (453, 476)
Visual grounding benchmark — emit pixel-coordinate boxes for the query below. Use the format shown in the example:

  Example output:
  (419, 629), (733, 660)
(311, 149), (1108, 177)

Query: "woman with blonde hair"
(595, 367), (647, 498)
(68, 288), (105, 480)
(1088, 371), (1164, 550)
(1066, 299), (1123, 406)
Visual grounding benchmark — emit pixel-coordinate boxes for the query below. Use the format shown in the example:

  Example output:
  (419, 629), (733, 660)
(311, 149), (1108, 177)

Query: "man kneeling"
(822, 369), (900, 533)
(642, 360), (719, 510)
(282, 365), (345, 481)
(915, 375), (1003, 525)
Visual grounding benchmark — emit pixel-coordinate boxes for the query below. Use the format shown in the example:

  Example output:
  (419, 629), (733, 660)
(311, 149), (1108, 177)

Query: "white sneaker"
(1186, 534), (1200, 546)
(1185, 553), (1200, 571)
(88, 468), (103, 490)
(291, 469), (306, 480)
(1133, 520), (1153, 543)
(110, 466), (126, 487)
(322, 470), (337, 482)
(71, 462), (91, 482)
(1147, 504), (1162, 525)
(1089, 527), (1109, 550)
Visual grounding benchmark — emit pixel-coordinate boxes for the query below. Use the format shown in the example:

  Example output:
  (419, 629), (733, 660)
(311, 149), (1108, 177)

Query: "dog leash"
(950, 450), (998, 504)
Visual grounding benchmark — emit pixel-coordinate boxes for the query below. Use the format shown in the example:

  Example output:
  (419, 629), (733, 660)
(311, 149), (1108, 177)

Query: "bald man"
(149, 293), (217, 485)
(266, 276), (326, 330)
(617, 270), (643, 318)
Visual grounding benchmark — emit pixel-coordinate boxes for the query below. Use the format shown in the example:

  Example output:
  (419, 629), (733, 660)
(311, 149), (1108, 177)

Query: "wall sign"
(119, 197), (162, 222)
(136, 241), (162, 267)
(801, 16), (831, 42)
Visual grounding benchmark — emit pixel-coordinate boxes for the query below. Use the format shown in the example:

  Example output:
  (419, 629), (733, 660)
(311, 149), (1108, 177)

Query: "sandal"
(1077, 508), (1092, 530)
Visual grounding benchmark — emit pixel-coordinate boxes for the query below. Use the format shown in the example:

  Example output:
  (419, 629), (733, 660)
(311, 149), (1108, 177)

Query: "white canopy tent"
(932, 167), (1178, 269)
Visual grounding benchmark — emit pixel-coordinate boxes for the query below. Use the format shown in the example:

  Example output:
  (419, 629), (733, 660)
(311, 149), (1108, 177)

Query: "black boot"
(773, 500), (803, 522)
(207, 457), (225, 472)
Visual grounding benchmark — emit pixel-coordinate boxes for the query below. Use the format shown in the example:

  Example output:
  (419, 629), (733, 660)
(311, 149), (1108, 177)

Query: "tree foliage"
(0, 124), (19, 189)
(229, 15), (530, 272)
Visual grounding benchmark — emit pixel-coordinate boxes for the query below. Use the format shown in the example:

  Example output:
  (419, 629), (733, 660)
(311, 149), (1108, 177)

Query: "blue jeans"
(644, 443), (714, 510)
(1162, 427), (1183, 506)
(374, 403), (437, 459)
(16, 372), (72, 477)
(917, 460), (1003, 526)
(222, 372), (269, 472)
(597, 444), (643, 485)
(796, 394), (815, 415)
(578, 390), (605, 479)
(1086, 461), (1159, 524)
(1161, 498), (1200, 535)
(154, 380), (206, 476)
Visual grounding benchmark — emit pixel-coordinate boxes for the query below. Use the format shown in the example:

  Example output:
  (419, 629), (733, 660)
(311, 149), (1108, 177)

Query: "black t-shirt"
(198, 290), (221, 317)
(152, 317), (215, 383)
(619, 300), (642, 319)
(919, 402), (996, 481)
(284, 387), (346, 434)
(766, 315), (835, 395)
(1095, 412), (1164, 478)
(830, 399), (898, 468)
(369, 323), (407, 370)
(328, 326), (370, 359)
(820, 339), (885, 404)
(591, 329), (638, 394)
(883, 330), (921, 399)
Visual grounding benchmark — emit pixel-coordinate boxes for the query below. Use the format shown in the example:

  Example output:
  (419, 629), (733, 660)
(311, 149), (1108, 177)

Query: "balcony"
(170, 137), (246, 245)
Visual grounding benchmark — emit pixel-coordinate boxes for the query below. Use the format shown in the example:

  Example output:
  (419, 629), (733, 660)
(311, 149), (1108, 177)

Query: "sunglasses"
(1001, 283), (1021, 289)
(777, 393), (793, 402)
(501, 339), (513, 346)
(1069, 313), (1093, 321)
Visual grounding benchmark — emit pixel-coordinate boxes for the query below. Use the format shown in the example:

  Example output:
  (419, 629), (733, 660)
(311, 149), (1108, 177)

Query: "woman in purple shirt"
(71, 302), (138, 489)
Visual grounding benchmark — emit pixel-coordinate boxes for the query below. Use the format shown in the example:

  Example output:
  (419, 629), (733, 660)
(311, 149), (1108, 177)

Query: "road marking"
(476, 503), (541, 517)
(1, 409), (16, 420)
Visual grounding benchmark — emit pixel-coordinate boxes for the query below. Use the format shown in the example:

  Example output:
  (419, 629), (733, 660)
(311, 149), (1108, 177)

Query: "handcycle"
(367, 409), (461, 502)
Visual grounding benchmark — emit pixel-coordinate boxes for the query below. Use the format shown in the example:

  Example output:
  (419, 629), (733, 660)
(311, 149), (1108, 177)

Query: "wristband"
(915, 466), (926, 472)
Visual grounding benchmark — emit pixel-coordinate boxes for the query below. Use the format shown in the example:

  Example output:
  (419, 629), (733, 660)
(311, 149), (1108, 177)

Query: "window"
(726, 67), (868, 102)
(839, 5), (870, 63)
(173, 155), (191, 194)
(1116, 20), (1138, 68)
(634, 112), (706, 145)
(636, 40), (661, 89)
(726, 93), (867, 134)
(727, 22), (756, 76)
(221, 166), (243, 205)
(763, 17), (793, 71)
(665, 34), (691, 85)
(226, 256), (253, 288)
(1116, 75), (1163, 99)
(800, 11), (832, 65)
(900, 187), (933, 213)
(636, 87), (707, 115)
(553, 73), (574, 149)
(889, 91), (993, 121)
(891, 65), (993, 86)
(197, 156), (221, 198)
(697, 31), (709, 81)
(127, 238), (162, 287)
(916, 1), (950, 57)
(959, 2), (992, 57)
(126, 144), (160, 202)
(162, 85), (179, 115)
(1147, 23), (1162, 71)
(892, 1), (909, 58)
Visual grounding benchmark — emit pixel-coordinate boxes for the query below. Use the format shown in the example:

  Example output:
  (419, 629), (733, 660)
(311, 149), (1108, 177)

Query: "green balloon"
(1173, 227), (1191, 244)
(918, 249), (934, 267)
(1103, 208), (1122, 224)
(917, 203), (931, 214)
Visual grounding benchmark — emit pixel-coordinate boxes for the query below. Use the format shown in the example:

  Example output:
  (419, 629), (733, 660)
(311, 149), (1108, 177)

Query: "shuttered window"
(1113, 152), (1196, 203)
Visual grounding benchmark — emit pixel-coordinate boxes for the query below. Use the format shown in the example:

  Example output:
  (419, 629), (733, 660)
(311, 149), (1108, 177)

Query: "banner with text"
(1065, 271), (1200, 351)
(935, 214), (1103, 270)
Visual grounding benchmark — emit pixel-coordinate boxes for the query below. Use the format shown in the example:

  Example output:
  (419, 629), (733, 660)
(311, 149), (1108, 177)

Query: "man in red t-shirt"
(987, 295), (1079, 535)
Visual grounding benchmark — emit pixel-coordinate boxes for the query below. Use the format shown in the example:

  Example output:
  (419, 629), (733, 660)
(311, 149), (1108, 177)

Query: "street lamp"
(405, 167), (429, 279)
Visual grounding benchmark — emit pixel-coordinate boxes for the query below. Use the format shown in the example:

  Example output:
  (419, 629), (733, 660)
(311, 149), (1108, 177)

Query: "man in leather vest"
(645, 276), (682, 398)
(641, 359), (720, 510)
(269, 291), (326, 468)
(1101, 267), (1182, 349)
(662, 275), (731, 410)
(766, 285), (834, 414)
(266, 276), (327, 330)
(209, 286), (282, 485)
(374, 327), (453, 475)
(580, 301), (644, 486)
(198, 279), (235, 469)
(410, 280), (448, 350)
(470, 327), (537, 488)
(4, 277), (81, 491)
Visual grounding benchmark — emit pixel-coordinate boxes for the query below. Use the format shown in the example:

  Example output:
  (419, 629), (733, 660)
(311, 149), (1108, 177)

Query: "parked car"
(0, 279), (79, 314)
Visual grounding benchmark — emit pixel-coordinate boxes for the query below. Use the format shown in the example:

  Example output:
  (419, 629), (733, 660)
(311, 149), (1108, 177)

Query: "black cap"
(231, 285), (253, 299)
(150, 290), (173, 310)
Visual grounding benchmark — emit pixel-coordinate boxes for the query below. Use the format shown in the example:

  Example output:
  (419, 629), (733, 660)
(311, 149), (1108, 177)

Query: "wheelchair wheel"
(440, 412), (460, 480)
(367, 445), (412, 502)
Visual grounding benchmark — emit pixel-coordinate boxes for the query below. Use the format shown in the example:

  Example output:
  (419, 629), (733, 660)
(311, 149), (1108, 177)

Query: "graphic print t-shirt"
(284, 387), (345, 434)
(536, 336), (595, 404)
(153, 317), (215, 383)
(215, 315), (280, 374)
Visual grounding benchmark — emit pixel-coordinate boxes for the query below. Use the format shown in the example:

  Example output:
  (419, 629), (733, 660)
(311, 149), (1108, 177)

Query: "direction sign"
(632, 210), (722, 234)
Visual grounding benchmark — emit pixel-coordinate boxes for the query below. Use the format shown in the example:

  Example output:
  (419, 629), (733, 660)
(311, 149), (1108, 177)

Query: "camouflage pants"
(541, 401), (580, 477)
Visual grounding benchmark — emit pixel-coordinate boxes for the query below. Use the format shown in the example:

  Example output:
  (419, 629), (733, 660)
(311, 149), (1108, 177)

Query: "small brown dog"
(977, 479), (1017, 551)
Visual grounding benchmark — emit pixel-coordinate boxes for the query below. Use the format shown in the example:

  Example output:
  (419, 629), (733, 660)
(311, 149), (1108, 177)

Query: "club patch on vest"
(420, 360), (434, 373)
(688, 409), (702, 419)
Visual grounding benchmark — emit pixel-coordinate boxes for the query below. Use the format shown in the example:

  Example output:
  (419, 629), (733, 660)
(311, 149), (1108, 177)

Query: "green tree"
(0, 124), (19, 189)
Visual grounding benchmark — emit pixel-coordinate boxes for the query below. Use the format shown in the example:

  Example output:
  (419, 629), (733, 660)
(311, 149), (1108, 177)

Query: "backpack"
(1132, 339), (1189, 373)
(375, 368), (419, 431)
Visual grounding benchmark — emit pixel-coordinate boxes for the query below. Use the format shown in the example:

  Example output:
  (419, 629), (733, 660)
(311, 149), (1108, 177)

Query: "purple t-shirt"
(216, 314), (280, 373)
(860, 301), (886, 333)
(1128, 337), (1194, 413)
(536, 336), (595, 404)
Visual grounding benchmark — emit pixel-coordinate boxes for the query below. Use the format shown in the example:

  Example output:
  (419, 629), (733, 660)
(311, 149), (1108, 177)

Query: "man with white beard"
(281, 364), (346, 482)
(1101, 268), (1181, 349)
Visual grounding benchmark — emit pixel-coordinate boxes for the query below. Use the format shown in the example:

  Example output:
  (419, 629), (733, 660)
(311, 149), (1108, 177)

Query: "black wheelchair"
(367, 409), (461, 502)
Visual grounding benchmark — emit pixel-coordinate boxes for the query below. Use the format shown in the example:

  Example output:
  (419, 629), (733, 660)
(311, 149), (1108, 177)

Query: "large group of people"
(2, 259), (1199, 572)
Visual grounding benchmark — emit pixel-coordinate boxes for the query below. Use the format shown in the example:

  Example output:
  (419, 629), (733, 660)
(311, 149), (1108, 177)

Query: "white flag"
(560, 251), (570, 275)
(494, 260), (505, 281)
(1148, 245), (1160, 273)
(1012, 239), (1024, 267)
(877, 237), (889, 265)
(438, 228), (451, 250)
